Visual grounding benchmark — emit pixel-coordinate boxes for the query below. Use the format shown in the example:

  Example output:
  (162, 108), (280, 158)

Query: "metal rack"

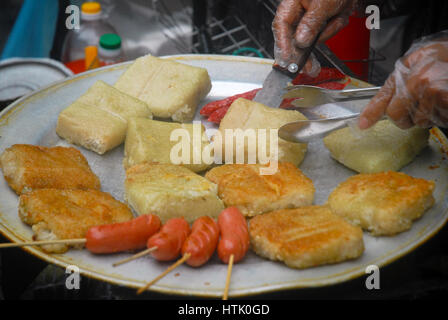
(153, 0), (276, 58)
(153, 0), (386, 83)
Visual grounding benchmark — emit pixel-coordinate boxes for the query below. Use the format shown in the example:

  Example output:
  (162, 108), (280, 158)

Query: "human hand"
(359, 32), (448, 129)
(272, 0), (357, 76)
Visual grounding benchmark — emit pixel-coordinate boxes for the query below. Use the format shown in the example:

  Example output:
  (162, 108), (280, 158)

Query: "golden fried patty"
(0, 144), (101, 194)
(205, 162), (315, 217)
(327, 171), (435, 236)
(19, 189), (133, 253)
(249, 206), (364, 269)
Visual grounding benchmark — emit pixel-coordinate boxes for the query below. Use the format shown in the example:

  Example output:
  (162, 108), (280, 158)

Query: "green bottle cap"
(99, 33), (121, 50)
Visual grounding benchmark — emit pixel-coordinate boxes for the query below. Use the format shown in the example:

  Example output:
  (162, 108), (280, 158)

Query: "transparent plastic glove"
(272, 0), (357, 76)
(359, 31), (448, 129)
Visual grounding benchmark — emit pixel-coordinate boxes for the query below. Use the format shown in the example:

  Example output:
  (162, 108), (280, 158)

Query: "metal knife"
(253, 28), (324, 108)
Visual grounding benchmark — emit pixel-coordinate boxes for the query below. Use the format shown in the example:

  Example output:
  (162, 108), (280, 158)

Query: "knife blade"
(253, 28), (324, 108)
(252, 66), (294, 108)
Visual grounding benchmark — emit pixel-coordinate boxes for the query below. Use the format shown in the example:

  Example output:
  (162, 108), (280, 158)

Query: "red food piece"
(316, 77), (351, 90)
(182, 216), (220, 267)
(86, 214), (161, 254)
(291, 67), (346, 86)
(279, 97), (301, 109)
(217, 207), (249, 264)
(207, 105), (230, 123)
(200, 88), (261, 116)
(280, 75), (351, 109)
(147, 218), (190, 261)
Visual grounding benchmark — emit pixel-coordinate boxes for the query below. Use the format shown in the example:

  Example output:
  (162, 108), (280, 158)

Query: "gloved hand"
(272, 0), (357, 76)
(359, 31), (448, 129)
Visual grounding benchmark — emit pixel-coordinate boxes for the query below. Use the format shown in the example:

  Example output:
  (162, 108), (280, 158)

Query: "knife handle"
(293, 25), (327, 75)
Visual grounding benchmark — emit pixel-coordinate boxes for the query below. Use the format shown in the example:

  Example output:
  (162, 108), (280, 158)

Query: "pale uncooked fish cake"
(124, 163), (224, 223)
(323, 120), (429, 173)
(56, 80), (152, 154)
(205, 162), (315, 217)
(123, 118), (212, 172)
(249, 206), (364, 269)
(19, 189), (133, 253)
(114, 55), (211, 122)
(217, 98), (308, 166)
(0, 144), (100, 194)
(327, 171), (435, 236)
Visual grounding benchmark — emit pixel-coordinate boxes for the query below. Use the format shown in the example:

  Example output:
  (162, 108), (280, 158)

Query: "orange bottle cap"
(81, 2), (101, 14)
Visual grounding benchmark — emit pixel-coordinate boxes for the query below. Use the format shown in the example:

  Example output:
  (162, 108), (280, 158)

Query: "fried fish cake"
(327, 171), (435, 236)
(205, 162), (315, 217)
(0, 144), (101, 195)
(19, 189), (133, 253)
(249, 206), (364, 269)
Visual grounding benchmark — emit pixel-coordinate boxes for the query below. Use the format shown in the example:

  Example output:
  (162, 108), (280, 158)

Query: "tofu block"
(114, 55), (212, 122)
(0, 144), (100, 194)
(124, 163), (224, 223)
(327, 171), (435, 236)
(323, 120), (429, 173)
(205, 162), (315, 217)
(217, 98), (308, 166)
(56, 80), (152, 154)
(124, 117), (211, 172)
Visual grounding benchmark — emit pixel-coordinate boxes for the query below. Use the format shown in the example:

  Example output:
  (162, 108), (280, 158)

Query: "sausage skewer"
(0, 214), (161, 254)
(136, 252), (191, 295)
(136, 216), (219, 294)
(0, 238), (86, 248)
(113, 217), (191, 267)
(112, 247), (157, 267)
(217, 207), (250, 300)
(223, 254), (234, 301)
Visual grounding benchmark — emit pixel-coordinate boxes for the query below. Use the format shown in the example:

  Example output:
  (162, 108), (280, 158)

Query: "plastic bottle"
(61, 1), (117, 73)
(98, 33), (125, 66)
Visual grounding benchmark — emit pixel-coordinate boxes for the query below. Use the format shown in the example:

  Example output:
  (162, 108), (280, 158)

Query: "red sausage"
(217, 207), (249, 264)
(200, 88), (261, 116)
(86, 214), (161, 254)
(181, 216), (220, 267)
(147, 217), (190, 261)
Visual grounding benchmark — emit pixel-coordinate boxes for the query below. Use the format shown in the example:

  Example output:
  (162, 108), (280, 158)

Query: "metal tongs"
(283, 85), (381, 108)
(279, 113), (360, 143)
(278, 84), (381, 143)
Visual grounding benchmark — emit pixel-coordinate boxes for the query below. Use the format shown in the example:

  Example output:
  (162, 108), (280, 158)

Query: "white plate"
(0, 55), (447, 297)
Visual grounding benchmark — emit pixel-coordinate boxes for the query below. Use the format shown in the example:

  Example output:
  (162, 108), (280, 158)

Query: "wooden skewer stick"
(136, 252), (191, 295)
(112, 247), (158, 267)
(222, 254), (234, 300)
(0, 238), (86, 249)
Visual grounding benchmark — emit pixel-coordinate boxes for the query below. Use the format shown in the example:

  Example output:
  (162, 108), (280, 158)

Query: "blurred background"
(1, 0), (447, 99)
(0, 0), (425, 83)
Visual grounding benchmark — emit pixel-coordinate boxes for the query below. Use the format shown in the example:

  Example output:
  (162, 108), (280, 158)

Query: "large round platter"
(0, 55), (447, 297)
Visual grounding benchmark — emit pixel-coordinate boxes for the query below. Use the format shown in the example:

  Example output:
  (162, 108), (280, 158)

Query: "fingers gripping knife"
(253, 29), (324, 107)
